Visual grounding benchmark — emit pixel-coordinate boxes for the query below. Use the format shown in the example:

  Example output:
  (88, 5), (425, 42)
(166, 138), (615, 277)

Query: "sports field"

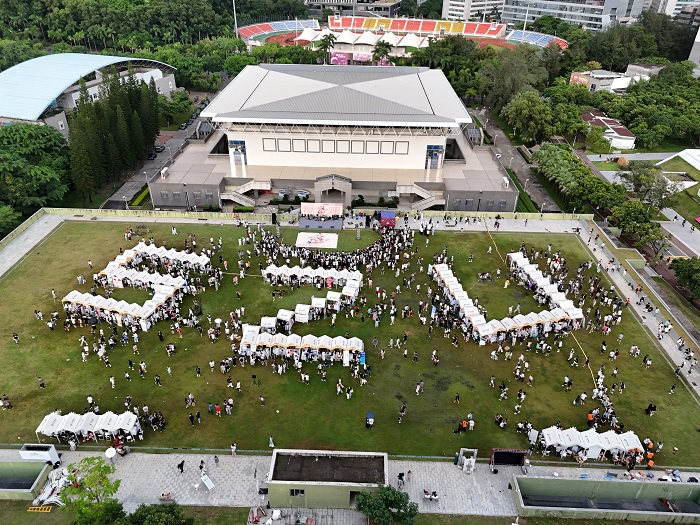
(0, 221), (697, 464)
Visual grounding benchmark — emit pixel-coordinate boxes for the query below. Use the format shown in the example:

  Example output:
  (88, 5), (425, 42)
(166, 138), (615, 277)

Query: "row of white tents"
(62, 283), (179, 327)
(540, 426), (643, 459)
(130, 241), (210, 270)
(431, 263), (582, 344)
(239, 325), (364, 354)
(99, 266), (187, 290)
(263, 264), (363, 288)
(297, 27), (430, 50)
(36, 411), (138, 442)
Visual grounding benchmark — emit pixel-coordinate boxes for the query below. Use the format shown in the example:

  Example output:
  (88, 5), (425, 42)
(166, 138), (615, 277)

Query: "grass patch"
(670, 186), (700, 224)
(651, 276), (700, 334)
(160, 104), (194, 132)
(531, 169), (573, 212)
(658, 157), (700, 183)
(130, 186), (150, 207)
(0, 223), (698, 464)
(491, 112), (523, 146)
(57, 188), (113, 209)
(619, 138), (688, 154)
(592, 161), (622, 171)
(507, 168), (538, 213)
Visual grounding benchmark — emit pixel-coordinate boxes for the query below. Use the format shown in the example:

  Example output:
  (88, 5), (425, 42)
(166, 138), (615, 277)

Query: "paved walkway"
(587, 152), (675, 162)
(659, 208), (700, 257)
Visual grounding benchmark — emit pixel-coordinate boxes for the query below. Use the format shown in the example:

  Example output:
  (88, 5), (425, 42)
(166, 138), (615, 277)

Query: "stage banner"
(296, 232), (339, 249)
(330, 52), (349, 65)
(353, 53), (372, 62)
(301, 203), (343, 217)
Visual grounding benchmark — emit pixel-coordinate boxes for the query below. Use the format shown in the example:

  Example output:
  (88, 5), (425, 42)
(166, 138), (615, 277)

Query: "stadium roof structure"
(202, 64), (471, 127)
(0, 53), (175, 122)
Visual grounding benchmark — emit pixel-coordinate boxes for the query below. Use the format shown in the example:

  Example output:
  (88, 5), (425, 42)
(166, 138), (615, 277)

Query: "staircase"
(396, 184), (445, 210)
(221, 180), (271, 207)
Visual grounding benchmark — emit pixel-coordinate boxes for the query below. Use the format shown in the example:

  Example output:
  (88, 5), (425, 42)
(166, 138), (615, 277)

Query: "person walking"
(454, 393), (460, 405)
(231, 443), (237, 456)
(269, 435), (275, 448)
(189, 413), (195, 426)
(177, 460), (185, 473)
(38, 377), (45, 389)
(196, 410), (201, 423)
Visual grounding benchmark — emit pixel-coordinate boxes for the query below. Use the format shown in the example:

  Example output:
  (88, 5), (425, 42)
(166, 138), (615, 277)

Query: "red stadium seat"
(406, 20), (421, 31)
(421, 20), (436, 33)
(258, 23), (274, 33)
(464, 23), (478, 35)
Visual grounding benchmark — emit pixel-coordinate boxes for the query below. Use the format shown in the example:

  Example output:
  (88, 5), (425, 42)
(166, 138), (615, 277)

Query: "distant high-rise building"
(648, 0), (699, 17)
(675, 2), (700, 26)
(442, 0), (505, 21)
(501, 0), (645, 31)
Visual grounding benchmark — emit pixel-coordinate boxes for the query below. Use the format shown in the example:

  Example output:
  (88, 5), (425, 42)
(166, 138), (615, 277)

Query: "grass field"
(0, 222), (698, 465)
(651, 276), (700, 334)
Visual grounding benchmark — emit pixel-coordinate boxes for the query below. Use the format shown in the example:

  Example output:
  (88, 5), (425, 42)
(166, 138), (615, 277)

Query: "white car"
(278, 189), (288, 198)
(297, 190), (310, 198)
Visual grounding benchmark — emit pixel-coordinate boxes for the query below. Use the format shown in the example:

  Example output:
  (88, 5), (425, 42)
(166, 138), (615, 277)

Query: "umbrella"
(105, 447), (117, 458)
(366, 412), (374, 419)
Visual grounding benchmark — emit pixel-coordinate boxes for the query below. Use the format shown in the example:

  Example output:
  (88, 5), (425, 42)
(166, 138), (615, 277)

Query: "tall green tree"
(479, 46), (547, 111)
(501, 90), (554, 143)
(356, 485), (418, 525)
(128, 503), (195, 525)
(670, 257), (700, 299)
(61, 456), (122, 522)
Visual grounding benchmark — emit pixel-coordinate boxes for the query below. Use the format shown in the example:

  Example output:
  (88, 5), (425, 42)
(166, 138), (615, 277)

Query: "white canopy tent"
(36, 412), (64, 442)
(561, 427), (584, 448)
(618, 431), (644, 452)
(599, 430), (624, 452)
(96, 411), (119, 432)
(76, 412), (99, 434)
(541, 426), (566, 448)
(294, 304), (310, 323)
(579, 428), (605, 457)
(114, 412), (138, 432)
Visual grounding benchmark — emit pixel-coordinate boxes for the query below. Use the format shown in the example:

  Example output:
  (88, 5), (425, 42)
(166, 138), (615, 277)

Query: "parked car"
(297, 189), (310, 199)
(179, 123), (187, 130)
(278, 189), (288, 198)
(147, 152), (157, 160)
(154, 145), (165, 152)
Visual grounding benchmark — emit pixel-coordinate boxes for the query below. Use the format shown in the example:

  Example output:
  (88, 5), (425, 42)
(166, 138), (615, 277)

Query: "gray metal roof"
(0, 53), (174, 121)
(203, 64), (471, 127)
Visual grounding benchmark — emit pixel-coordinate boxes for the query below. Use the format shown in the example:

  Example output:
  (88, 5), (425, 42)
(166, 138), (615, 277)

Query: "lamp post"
(167, 147), (172, 162)
(524, 178), (529, 190)
(123, 196), (129, 210)
(509, 156), (514, 169)
(541, 203), (546, 213)
(231, 0), (239, 39)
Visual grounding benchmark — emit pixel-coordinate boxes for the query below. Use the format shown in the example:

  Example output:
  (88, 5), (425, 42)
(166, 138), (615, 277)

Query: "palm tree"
(372, 41), (392, 66)
(317, 33), (337, 65)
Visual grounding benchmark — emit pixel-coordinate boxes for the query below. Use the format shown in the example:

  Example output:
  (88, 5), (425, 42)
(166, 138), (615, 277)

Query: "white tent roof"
(565, 307), (584, 320)
(618, 431), (643, 452)
(599, 430), (624, 451)
(277, 309), (294, 322)
(287, 334), (302, 347)
(378, 32), (400, 46)
(57, 412), (81, 434)
(326, 291), (341, 302)
(295, 27), (320, 42)
(261, 316), (276, 328)
(76, 412), (99, 433)
(336, 29), (358, 44)
(318, 335), (333, 348)
(347, 337), (364, 351)
(96, 411), (119, 432)
(272, 333), (288, 347)
(257, 332), (273, 346)
(397, 32), (422, 48)
(114, 412), (137, 431)
(507, 251), (526, 261)
(295, 304), (310, 315)
(332, 336), (349, 349)
(311, 297), (326, 308)
(550, 308), (570, 321)
(37, 412), (64, 436)
(541, 426), (565, 447)
(301, 334), (319, 348)
(562, 427), (584, 447)
(355, 31), (381, 45)
(501, 317), (517, 330)
(579, 428), (603, 451)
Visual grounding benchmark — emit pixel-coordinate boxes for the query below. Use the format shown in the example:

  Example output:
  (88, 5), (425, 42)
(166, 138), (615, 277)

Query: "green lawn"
(619, 138), (688, 154)
(57, 188), (113, 209)
(651, 276), (700, 335)
(670, 186), (700, 224)
(658, 157), (700, 183)
(0, 223), (698, 464)
(160, 104), (194, 131)
(591, 161), (621, 171)
(491, 112), (523, 146)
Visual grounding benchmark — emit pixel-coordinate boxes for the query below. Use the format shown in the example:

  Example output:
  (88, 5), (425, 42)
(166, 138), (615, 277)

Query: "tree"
(356, 485), (418, 525)
(128, 503), (195, 525)
(61, 457), (122, 522)
(373, 40), (392, 66)
(501, 90), (554, 143)
(611, 200), (652, 236)
(479, 46), (547, 111)
(0, 204), (22, 237)
(316, 33), (337, 65)
(618, 161), (681, 210)
(633, 221), (670, 254)
(670, 257), (700, 299)
(585, 126), (611, 155)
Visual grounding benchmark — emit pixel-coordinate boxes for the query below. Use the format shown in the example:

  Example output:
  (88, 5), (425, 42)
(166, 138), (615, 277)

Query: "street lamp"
(524, 179), (529, 190)
(123, 196), (129, 210)
(541, 203), (546, 213)
(509, 156), (514, 169)
(232, 0), (239, 38)
(167, 147), (172, 161)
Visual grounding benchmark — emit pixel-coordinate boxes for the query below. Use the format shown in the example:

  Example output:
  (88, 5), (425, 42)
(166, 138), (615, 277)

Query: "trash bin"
(454, 452), (459, 465)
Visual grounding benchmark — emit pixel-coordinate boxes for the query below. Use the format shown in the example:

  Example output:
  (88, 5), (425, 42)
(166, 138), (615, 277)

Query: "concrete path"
(587, 152), (675, 161)
(659, 208), (700, 257)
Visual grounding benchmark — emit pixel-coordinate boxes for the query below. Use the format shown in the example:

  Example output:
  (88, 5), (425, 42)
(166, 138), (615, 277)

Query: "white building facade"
(501, 0), (645, 31)
(442, 0), (505, 21)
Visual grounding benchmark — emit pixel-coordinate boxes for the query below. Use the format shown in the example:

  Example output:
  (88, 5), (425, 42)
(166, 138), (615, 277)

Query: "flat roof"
(271, 450), (386, 484)
(202, 64), (471, 127)
(0, 53), (174, 121)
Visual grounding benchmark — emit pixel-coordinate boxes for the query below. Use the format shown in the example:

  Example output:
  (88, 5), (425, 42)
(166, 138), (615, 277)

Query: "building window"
(205, 192), (214, 201)
(452, 199), (461, 208)
(278, 138), (291, 152)
(465, 199), (473, 209)
(168, 81), (173, 89)
(263, 138), (277, 152)
(351, 141), (364, 154)
(172, 192), (181, 200)
(322, 140), (335, 153)
(290, 489), (305, 497)
(498, 199), (507, 209)
(366, 141), (379, 154)
(337, 140), (350, 154)
(292, 139), (306, 152)
(160, 191), (169, 199)
(193, 191), (202, 200)
(485, 199), (494, 209)
(307, 139), (320, 153)
(395, 141), (409, 155)
(57, 121), (65, 131)
(380, 141), (394, 154)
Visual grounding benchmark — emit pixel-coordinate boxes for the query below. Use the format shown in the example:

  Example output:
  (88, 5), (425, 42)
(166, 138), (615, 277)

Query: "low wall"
(0, 462), (51, 500)
(513, 475), (700, 523)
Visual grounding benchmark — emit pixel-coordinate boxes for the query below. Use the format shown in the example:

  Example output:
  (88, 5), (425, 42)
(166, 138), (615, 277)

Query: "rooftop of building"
(201, 64), (471, 127)
(0, 53), (175, 122)
(270, 450), (386, 484)
(583, 111), (635, 138)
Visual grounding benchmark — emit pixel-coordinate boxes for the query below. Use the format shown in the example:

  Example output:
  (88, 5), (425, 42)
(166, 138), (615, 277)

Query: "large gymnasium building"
(150, 63), (516, 213)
